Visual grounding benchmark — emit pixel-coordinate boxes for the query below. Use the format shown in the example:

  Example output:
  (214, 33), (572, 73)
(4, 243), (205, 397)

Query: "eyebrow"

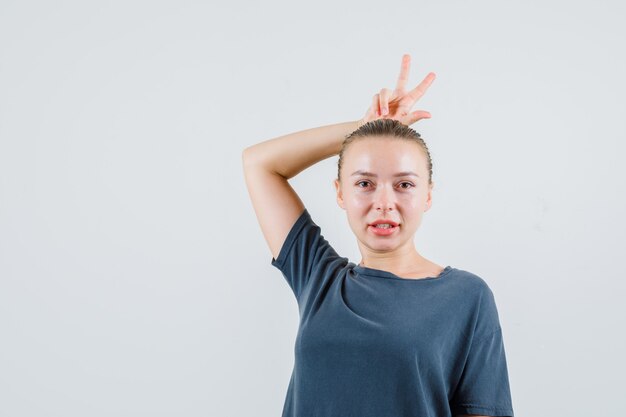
(350, 170), (419, 178)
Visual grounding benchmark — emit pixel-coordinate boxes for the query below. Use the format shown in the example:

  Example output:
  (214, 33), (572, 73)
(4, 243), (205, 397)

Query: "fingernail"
(382, 107), (388, 115)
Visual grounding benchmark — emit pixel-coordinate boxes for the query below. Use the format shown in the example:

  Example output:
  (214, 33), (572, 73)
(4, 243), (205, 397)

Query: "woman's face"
(333, 136), (434, 253)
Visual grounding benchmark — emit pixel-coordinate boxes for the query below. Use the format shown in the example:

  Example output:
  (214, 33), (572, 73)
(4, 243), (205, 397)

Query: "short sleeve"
(270, 208), (345, 302)
(450, 287), (514, 416)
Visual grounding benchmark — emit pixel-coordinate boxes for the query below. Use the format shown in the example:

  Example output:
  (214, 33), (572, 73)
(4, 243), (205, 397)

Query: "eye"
(355, 180), (414, 189)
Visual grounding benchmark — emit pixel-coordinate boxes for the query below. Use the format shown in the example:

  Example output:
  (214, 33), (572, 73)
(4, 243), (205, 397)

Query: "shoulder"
(449, 267), (505, 342)
(446, 267), (502, 336)
(447, 266), (493, 296)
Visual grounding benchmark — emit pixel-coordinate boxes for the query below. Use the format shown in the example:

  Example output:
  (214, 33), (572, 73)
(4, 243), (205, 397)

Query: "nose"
(374, 184), (395, 212)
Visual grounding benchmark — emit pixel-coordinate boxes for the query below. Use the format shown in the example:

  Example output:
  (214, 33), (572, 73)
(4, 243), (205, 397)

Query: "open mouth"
(368, 224), (399, 235)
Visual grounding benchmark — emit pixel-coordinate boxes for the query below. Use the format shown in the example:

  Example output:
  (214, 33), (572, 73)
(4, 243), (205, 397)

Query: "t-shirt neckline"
(352, 264), (453, 282)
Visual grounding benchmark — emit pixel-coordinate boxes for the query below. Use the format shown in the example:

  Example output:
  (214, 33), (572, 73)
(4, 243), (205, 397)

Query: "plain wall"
(1, 0), (624, 416)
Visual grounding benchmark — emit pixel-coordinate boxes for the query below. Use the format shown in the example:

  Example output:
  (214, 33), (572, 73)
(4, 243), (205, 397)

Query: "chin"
(368, 238), (399, 249)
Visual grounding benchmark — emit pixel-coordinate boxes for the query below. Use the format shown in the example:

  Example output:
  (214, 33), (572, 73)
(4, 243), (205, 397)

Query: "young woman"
(242, 54), (514, 417)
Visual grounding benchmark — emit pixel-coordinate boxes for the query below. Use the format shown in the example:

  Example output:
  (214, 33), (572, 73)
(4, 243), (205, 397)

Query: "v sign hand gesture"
(359, 54), (436, 127)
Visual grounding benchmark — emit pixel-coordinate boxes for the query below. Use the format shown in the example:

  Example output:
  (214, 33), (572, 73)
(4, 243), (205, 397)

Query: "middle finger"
(395, 54), (411, 92)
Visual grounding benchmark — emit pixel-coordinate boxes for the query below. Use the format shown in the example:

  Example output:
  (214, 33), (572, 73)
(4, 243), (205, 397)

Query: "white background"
(1, 1), (624, 416)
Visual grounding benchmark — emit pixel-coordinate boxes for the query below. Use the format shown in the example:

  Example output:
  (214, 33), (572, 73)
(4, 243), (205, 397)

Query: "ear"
(425, 181), (434, 212)
(334, 179), (345, 210)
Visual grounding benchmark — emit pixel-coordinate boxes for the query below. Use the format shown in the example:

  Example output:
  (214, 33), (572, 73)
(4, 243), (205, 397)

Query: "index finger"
(395, 54), (411, 92)
(406, 72), (436, 103)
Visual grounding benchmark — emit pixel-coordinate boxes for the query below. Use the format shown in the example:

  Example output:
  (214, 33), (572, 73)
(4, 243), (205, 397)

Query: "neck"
(358, 246), (426, 274)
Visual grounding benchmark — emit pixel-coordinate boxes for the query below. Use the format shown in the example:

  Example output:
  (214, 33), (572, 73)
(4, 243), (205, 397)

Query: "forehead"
(344, 137), (426, 174)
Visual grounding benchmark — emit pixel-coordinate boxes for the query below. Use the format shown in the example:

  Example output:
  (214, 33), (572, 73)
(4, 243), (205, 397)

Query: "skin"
(329, 53), (445, 280)
(360, 54), (435, 127)
(333, 137), (444, 279)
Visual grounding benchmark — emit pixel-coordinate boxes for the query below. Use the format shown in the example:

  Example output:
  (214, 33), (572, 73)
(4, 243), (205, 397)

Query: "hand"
(359, 54), (436, 127)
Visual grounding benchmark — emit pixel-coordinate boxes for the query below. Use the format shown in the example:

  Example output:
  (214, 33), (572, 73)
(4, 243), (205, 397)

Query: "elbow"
(242, 145), (273, 172)
(241, 146), (256, 167)
(242, 146), (269, 174)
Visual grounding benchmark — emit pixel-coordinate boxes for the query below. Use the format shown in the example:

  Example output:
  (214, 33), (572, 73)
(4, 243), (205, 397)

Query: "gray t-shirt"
(271, 208), (514, 417)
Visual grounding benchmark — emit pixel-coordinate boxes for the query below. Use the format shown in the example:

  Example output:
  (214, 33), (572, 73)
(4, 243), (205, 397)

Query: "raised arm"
(241, 120), (363, 261)
(242, 53), (435, 261)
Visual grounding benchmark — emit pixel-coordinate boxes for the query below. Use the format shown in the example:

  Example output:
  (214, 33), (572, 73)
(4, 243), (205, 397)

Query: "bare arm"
(242, 53), (435, 261)
(241, 120), (363, 261)
(242, 120), (364, 180)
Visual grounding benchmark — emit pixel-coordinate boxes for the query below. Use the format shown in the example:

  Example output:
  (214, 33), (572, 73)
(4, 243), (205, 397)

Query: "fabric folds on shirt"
(270, 208), (515, 417)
